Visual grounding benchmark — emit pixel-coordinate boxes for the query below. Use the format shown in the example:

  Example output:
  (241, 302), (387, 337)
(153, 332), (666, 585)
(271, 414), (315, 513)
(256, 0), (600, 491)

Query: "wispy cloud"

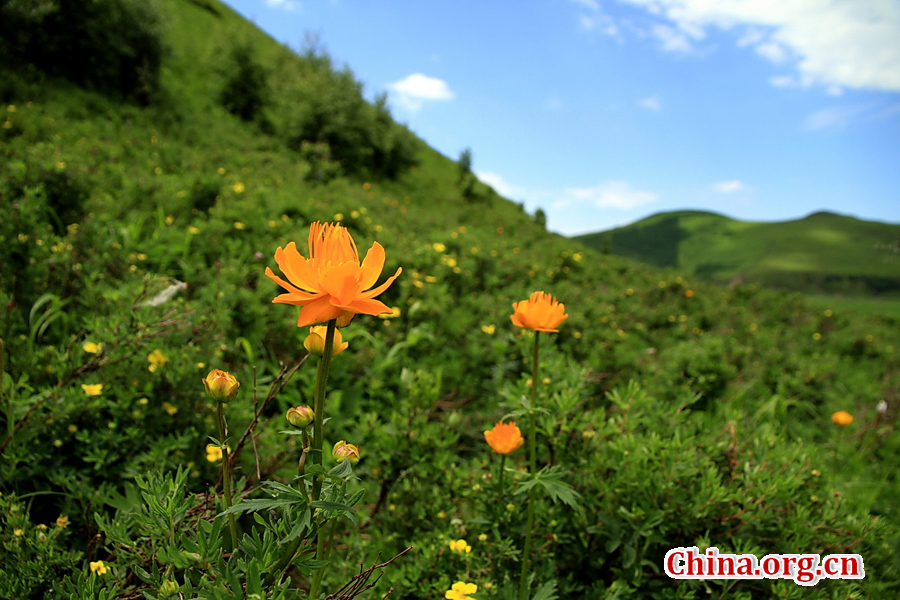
(638, 96), (661, 111)
(265, 0), (298, 11)
(651, 24), (693, 53)
(711, 180), (748, 193)
(475, 172), (527, 200)
(804, 106), (859, 131)
(387, 73), (454, 112)
(562, 180), (659, 210)
(573, 0), (620, 37)
(620, 0), (900, 92)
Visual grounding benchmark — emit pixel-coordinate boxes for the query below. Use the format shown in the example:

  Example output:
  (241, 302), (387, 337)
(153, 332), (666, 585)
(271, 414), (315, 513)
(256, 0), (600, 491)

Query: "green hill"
(575, 210), (900, 296)
(2, 1), (900, 598)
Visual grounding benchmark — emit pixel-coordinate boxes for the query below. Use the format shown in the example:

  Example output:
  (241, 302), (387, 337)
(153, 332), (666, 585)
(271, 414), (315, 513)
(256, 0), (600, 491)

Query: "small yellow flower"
(332, 440), (360, 464)
(56, 516), (69, 528)
(14, 528), (24, 537)
(217, 167), (226, 174)
(67, 424), (78, 433)
(478, 533), (488, 542)
(89, 561), (107, 575)
(445, 581), (477, 600)
(161, 401), (178, 415)
(205, 443), (230, 462)
(147, 349), (168, 373)
(82, 341), (103, 354)
(138, 397), (149, 405)
(55, 161), (66, 170)
(188, 226), (200, 235)
(813, 332), (822, 340)
(165, 215), (174, 225)
(234, 221), (245, 230)
(831, 411), (853, 426)
(82, 384), (103, 396)
(334, 212), (344, 221)
(304, 326), (349, 357)
(437, 510), (447, 519)
(7, 105), (15, 113)
(824, 309), (833, 317)
(202, 369), (240, 403)
(448, 539), (472, 554)
(233, 182), (245, 193)
(482, 324), (495, 335)
(432, 242), (446, 252)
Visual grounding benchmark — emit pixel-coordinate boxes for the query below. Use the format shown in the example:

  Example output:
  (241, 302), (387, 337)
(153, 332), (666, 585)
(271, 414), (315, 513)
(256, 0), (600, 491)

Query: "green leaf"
(531, 580), (558, 600)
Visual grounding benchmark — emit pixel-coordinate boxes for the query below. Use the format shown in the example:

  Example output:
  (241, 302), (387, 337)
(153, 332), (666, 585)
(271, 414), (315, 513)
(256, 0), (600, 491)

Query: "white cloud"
(712, 180), (748, 193)
(475, 172), (527, 200)
(652, 23), (693, 52)
(620, 0), (900, 92)
(755, 41), (788, 64)
(770, 75), (795, 88)
(265, 0), (298, 10)
(387, 73), (454, 112)
(638, 96), (661, 110)
(562, 180), (659, 210)
(804, 106), (857, 130)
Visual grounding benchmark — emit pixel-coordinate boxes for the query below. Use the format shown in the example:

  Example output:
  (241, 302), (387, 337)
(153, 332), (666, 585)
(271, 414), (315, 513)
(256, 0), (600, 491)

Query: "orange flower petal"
(360, 267), (403, 300)
(345, 297), (392, 316)
(359, 242), (386, 291)
(297, 296), (344, 327)
(278, 243), (319, 292)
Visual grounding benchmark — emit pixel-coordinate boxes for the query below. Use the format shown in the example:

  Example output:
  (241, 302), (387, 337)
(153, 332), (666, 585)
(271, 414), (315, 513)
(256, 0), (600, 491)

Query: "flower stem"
(497, 454), (507, 503)
(263, 320), (337, 591)
(217, 403), (239, 551)
(308, 319), (337, 599)
(518, 332), (540, 600)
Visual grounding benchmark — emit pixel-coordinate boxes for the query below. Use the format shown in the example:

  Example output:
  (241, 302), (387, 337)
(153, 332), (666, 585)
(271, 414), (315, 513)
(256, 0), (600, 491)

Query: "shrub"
(0, 0), (166, 103)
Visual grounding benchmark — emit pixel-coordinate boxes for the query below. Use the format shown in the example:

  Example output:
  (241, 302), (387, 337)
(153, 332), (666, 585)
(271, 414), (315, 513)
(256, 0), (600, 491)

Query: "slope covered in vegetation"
(1, 1), (899, 598)
(575, 210), (900, 298)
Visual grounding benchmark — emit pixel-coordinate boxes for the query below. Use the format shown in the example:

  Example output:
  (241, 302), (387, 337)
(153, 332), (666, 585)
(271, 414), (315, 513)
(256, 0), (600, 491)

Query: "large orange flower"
(484, 421), (524, 455)
(266, 222), (402, 327)
(510, 291), (568, 333)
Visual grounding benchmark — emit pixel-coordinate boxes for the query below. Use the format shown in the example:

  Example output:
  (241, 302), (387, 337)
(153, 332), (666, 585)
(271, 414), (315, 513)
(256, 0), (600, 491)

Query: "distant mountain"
(574, 210), (900, 296)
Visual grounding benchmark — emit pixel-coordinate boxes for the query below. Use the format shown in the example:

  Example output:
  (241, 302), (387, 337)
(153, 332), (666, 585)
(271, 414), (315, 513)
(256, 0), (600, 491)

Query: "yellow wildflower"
(81, 384), (103, 396)
(161, 402), (178, 415)
(147, 349), (168, 373)
(82, 341), (103, 354)
(89, 561), (107, 575)
(448, 539), (472, 554)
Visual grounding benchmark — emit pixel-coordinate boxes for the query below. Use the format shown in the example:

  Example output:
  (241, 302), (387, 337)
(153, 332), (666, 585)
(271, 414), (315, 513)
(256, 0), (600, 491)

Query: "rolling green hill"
(2, 1), (900, 598)
(575, 210), (900, 296)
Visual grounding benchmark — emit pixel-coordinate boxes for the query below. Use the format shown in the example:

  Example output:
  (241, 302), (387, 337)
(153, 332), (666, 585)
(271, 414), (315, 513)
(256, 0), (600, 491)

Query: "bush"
(219, 42), (270, 124)
(0, 0), (166, 103)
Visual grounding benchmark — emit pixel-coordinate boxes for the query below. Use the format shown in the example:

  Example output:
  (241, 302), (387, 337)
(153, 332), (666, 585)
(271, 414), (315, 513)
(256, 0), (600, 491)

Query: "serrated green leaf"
(531, 580), (558, 600)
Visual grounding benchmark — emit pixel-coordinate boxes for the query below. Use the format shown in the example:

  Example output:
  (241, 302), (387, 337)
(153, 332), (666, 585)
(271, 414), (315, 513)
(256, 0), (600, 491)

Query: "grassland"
(575, 210), (900, 299)
(1, 1), (900, 598)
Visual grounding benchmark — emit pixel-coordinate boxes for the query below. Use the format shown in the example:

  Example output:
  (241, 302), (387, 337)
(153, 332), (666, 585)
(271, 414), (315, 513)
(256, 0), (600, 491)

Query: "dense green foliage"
(2, 0), (899, 598)
(575, 210), (900, 297)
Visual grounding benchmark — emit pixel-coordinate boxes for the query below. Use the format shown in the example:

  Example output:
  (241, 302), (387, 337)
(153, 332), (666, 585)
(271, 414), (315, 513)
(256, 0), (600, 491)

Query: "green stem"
(263, 320), (337, 590)
(309, 319), (337, 599)
(298, 430), (310, 503)
(518, 332), (540, 600)
(309, 516), (340, 598)
(217, 403), (239, 551)
(497, 454), (506, 504)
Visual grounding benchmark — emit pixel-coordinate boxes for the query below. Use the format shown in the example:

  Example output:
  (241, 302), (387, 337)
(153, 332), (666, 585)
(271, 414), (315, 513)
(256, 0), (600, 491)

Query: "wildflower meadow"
(1, 0), (899, 598)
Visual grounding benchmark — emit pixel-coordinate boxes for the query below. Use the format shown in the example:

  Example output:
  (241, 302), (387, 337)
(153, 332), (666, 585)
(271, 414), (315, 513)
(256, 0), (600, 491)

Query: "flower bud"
(159, 580), (180, 597)
(286, 405), (314, 428)
(304, 326), (349, 358)
(202, 369), (240, 403)
(332, 440), (360, 464)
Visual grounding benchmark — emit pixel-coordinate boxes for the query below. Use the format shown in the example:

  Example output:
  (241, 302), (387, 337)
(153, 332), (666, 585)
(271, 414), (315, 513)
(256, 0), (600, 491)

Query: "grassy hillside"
(575, 210), (900, 297)
(2, 1), (900, 598)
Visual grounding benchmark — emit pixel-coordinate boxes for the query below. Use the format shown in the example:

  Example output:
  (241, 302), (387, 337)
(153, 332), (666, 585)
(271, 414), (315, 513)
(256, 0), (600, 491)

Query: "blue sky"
(222, 0), (900, 236)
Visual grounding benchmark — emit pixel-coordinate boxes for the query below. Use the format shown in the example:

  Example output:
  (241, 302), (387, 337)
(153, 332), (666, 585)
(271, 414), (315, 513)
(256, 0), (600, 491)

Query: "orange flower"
(510, 291), (568, 332)
(265, 222), (402, 327)
(484, 421), (524, 455)
(831, 410), (853, 426)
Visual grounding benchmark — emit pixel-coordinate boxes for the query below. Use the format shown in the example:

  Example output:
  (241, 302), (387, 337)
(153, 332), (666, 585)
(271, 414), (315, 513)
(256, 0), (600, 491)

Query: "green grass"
(2, 1), (900, 598)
